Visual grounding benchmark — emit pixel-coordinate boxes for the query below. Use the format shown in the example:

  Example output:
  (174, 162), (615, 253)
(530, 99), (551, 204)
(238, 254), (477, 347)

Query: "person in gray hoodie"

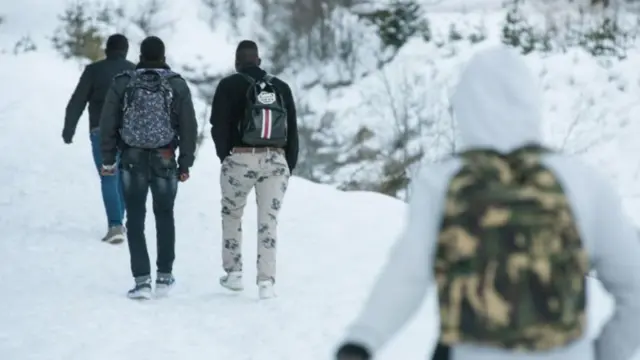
(335, 46), (640, 360)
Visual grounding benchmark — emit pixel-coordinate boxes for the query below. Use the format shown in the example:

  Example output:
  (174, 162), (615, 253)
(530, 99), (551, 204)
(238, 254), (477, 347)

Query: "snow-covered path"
(0, 50), (621, 360)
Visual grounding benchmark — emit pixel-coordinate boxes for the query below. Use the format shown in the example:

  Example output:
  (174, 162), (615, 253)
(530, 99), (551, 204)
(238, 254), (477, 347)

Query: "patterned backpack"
(120, 69), (177, 149)
(435, 144), (589, 351)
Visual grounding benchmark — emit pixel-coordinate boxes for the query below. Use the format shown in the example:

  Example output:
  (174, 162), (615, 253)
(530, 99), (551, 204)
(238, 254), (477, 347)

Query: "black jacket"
(99, 62), (198, 172)
(63, 51), (135, 138)
(209, 65), (299, 171)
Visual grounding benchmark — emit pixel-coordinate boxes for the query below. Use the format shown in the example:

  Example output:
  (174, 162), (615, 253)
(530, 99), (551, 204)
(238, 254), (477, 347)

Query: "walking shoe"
(127, 276), (152, 300)
(219, 271), (243, 291)
(155, 273), (175, 298)
(102, 225), (126, 244)
(258, 280), (275, 300)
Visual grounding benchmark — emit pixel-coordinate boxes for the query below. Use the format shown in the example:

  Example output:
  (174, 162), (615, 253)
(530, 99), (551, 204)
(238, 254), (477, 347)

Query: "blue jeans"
(120, 148), (179, 277)
(90, 129), (125, 227)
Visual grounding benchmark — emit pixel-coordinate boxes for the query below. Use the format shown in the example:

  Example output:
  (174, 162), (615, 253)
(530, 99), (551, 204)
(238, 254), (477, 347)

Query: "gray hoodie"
(340, 46), (640, 360)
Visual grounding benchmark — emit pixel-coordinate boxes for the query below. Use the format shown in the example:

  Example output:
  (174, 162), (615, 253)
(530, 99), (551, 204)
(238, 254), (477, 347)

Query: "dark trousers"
(120, 147), (179, 278)
(90, 129), (125, 227)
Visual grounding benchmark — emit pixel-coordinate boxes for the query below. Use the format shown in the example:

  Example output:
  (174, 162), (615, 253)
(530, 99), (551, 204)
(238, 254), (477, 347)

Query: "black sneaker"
(127, 276), (152, 300)
(155, 273), (175, 298)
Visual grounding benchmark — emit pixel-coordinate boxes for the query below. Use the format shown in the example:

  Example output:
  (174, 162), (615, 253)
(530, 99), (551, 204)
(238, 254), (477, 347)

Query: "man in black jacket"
(63, 34), (135, 244)
(210, 40), (299, 299)
(100, 36), (198, 300)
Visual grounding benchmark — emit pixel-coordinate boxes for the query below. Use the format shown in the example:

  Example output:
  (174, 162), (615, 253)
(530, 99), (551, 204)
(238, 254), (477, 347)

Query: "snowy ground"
(1, 0), (638, 358)
(0, 50), (624, 360)
(0, 51), (410, 359)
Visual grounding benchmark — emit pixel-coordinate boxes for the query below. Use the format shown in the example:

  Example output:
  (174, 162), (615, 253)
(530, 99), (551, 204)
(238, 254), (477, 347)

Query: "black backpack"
(239, 73), (288, 147)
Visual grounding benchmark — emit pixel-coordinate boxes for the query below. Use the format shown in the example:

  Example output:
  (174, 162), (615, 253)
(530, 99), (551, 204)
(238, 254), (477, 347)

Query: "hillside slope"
(0, 48), (623, 359)
(1, 2), (638, 358)
(2, 0), (640, 209)
(0, 50), (409, 359)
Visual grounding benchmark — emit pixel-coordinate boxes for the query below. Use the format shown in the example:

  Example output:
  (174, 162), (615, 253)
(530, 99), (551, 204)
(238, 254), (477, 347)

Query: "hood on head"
(450, 46), (543, 152)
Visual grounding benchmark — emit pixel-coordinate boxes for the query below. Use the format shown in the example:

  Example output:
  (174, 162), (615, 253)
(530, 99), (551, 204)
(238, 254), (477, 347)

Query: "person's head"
(450, 45), (542, 152)
(139, 36), (166, 63)
(105, 34), (129, 56)
(235, 40), (261, 71)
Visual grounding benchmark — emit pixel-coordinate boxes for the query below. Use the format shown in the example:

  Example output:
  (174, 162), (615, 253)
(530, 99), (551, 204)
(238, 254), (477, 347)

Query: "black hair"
(105, 34), (129, 52)
(140, 36), (165, 62)
(235, 40), (260, 66)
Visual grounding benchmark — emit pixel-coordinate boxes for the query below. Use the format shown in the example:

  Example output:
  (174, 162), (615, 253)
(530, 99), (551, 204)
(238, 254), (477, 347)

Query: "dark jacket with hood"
(63, 51), (135, 139)
(99, 62), (198, 174)
(209, 65), (299, 171)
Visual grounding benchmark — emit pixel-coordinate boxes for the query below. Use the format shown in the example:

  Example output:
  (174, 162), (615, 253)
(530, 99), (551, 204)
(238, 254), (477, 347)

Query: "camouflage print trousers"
(220, 148), (290, 284)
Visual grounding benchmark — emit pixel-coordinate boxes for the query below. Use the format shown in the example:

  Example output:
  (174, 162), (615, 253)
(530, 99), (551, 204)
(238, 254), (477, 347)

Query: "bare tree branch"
(129, 0), (174, 37)
(200, 0), (244, 34)
(51, 1), (109, 62)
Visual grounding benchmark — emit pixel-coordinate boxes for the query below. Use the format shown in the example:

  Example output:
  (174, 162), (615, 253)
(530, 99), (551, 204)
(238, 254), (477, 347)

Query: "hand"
(336, 344), (370, 360)
(101, 164), (116, 176)
(178, 170), (189, 182)
(62, 131), (73, 144)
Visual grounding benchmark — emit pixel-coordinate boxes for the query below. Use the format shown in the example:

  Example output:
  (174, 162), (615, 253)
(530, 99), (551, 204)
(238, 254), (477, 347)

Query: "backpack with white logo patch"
(239, 73), (288, 147)
(120, 69), (177, 149)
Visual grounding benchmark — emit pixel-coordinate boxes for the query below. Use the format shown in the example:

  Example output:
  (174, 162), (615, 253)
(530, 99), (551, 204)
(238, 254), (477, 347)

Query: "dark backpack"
(435, 144), (589, 351)
(120, 69), (177, 149)
(238, 73), (288, 147)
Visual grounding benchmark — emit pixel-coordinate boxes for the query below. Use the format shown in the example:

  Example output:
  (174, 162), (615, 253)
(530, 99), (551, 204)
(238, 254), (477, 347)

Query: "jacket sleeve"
(592, 177), (640, 360)
(99, 77), (125, 166)
(63, 65), (93, 137)
(283, 83), (299, 172)
(175, 79), (198, 171)
(339, 167), (440, 353)
(210, 78), (231, 163)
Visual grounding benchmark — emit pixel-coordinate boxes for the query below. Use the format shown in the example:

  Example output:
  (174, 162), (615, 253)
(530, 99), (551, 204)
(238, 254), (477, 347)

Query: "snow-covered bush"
(51, 0), (173, 63)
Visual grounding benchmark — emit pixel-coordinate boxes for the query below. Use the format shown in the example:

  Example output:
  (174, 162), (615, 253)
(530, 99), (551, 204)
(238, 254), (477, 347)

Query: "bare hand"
(101, 164), (116, 176)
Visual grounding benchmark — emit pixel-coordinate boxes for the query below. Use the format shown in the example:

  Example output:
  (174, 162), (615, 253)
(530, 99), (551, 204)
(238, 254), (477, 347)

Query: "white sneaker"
(258, 280), (275, 299)
(154, 273), (175, 298)
(220, 272), (244, 291)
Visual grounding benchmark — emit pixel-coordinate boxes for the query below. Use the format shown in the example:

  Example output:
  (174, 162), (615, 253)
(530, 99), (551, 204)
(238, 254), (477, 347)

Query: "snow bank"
(0, 2), (631, 358)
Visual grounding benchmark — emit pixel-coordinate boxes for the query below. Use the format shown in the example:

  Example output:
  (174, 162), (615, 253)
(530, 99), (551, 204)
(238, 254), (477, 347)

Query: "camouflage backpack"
(120, 69), (177, 149)
(435, 144), (589, 352)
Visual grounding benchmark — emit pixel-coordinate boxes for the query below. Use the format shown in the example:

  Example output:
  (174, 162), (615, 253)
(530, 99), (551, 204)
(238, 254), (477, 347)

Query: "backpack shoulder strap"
(119, 70), (138, 87)
(238, 73), (261, 102)
(160, 70), (181, 80)
(239, 72), (275, 86)
(238, 72), (256, 85)
(115, 69), (135, 79)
